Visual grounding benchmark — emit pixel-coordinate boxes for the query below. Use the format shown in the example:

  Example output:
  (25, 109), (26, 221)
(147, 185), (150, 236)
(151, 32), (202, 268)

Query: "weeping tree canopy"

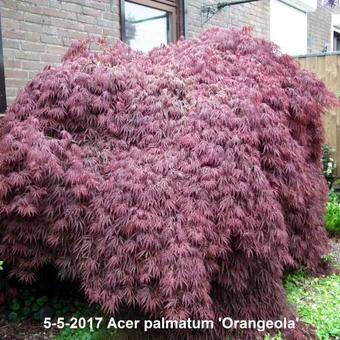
(0, 28), (337, 339)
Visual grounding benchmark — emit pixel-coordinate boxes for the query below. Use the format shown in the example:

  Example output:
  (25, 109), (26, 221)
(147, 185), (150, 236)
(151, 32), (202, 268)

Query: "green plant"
(8, 312), (18, 322)
(6, 287), (81, 322)
(322, 252), (338, 267)
(325, 191), (340, 235)
(322, 144), (337, 187)
(284, 271), (340, 339)
(56, 325), (117, 340)
(0, 261), (3, 270)
(56, 306), (119, 340)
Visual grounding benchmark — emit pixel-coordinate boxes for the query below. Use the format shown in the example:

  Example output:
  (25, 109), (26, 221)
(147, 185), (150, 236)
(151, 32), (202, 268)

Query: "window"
(332, 14), (340, 52)
(270, 0), (308, 55)
(120, 0), (182, 53)
(0, 16), (6, 114)
(334, 31), (340, 51)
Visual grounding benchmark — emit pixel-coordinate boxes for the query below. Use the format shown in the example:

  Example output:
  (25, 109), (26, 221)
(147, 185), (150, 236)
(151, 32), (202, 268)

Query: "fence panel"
(297, 53), (340, 175)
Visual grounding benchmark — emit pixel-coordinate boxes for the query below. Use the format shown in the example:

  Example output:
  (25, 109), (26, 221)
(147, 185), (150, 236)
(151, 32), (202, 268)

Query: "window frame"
(333, 30), (340, 52)
(0, 15), (6, 114)
(120, 0), (182, 48)
(332, 25), (340, 52)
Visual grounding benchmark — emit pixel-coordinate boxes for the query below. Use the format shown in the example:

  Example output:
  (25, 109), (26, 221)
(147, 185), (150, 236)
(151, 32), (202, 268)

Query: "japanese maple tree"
(0, 28), (337, 339)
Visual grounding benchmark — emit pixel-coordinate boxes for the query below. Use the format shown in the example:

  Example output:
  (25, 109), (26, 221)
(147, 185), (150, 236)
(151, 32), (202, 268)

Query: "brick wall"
(185, 0), (270, 39)
(1, 0), (340, 108)
(307, 0), (340, 54)
(0, 0), (120, 105)
(184, 0), (340, 54)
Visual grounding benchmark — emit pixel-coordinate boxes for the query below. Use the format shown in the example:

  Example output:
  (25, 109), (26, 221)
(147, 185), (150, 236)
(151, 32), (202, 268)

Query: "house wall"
(0, 0), (340, 108)
(185, 0), (270, 39)
(0, 0), (120, 105)
(0, 0), (271, 107)
(307, 0), (340, 54)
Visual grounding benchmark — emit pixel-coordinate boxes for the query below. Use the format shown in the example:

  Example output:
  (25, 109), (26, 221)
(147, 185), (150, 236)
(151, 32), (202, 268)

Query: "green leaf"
(32, 303), (40, 312)
(8, 312), (18, 322)
(9, 299), (21, 311)
(36, 296), (48, 307)
(22, 306), (31, 316)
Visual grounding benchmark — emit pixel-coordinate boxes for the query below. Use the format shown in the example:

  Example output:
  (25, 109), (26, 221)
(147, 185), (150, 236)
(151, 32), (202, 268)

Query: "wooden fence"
(297, 52), (340, 175)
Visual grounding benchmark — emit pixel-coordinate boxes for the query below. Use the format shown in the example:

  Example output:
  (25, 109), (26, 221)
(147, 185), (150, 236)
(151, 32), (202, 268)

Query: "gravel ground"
(329, 238), (340, 265)
(0, 318), (58, 340)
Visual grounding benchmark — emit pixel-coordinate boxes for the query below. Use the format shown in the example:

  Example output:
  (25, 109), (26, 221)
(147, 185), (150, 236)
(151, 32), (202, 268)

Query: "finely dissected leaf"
(0, 28), (338, 339)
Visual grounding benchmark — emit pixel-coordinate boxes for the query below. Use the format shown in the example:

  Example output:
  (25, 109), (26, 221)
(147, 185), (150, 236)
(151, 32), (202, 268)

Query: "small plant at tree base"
(5, 287), (85, 322)
(56, 306), (117, 340)
(0, 28), (338, 339)
(322, 252), (338, 265)
(322, 144), (337, 187)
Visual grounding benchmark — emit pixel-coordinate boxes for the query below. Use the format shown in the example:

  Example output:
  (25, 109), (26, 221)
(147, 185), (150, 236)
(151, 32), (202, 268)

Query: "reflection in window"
(125, 1), (170, 53)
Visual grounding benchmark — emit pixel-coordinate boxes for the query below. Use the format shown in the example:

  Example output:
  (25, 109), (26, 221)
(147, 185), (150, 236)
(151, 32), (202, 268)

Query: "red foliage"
(0, 28), (337, 338)
(0, 293), (6, 305)
(6, 287), (19, 299)
(0, 288), (19, 305)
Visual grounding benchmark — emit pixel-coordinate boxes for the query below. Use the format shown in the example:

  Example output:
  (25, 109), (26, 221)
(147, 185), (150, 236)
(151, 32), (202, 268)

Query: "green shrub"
(325, 192), (340, 235)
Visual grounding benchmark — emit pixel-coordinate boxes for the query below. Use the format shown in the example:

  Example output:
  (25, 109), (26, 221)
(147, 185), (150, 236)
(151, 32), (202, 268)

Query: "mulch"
(330, 238), (340, 265)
